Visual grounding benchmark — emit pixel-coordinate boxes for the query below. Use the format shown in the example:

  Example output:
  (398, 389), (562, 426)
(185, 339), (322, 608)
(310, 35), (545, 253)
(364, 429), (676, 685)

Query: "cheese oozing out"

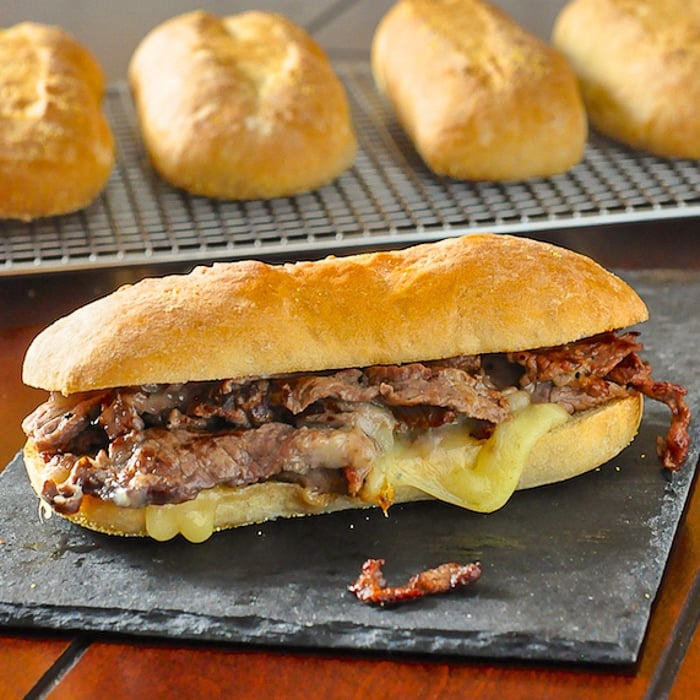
(142, 402), (569, 542)
(363, 402), (569, 513)
(145, 490), (218, 543)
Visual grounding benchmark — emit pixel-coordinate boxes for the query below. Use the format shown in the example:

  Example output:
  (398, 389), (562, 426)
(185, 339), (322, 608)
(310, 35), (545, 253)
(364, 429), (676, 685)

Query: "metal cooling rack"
(2, 62), (700, 276)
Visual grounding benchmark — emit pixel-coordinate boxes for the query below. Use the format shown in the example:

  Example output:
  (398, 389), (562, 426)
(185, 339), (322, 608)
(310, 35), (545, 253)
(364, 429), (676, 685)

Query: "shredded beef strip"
(348, 558), (482, 605)
(509, 331), (644, 384)
(510, 332), (691, 470)
(608, 352), (691, 470)
(279, 362), (510, 423)
(23, 331), (691, 513)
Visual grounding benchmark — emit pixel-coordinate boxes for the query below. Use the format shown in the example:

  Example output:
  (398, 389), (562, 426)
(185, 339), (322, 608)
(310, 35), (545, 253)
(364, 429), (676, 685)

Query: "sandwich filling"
(23, 331), (690, 534)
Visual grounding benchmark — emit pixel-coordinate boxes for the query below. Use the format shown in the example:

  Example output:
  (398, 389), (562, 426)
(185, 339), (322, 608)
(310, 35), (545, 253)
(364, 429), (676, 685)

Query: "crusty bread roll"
(23, 395), (643, 538)
(553, 0), (700, 158)
(128, 10), (357, 199)
(24, 234), (673, 542)
(22, 234), (647, 393)
(371, 0), (587, 181)
(0, 22), (114, 221)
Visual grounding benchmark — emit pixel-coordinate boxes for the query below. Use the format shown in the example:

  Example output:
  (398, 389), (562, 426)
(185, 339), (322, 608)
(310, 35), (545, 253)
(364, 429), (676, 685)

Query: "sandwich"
(21, 234), (690, 542)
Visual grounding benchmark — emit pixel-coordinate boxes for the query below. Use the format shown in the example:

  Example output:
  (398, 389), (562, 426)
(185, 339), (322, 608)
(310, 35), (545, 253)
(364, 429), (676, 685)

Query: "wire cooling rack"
(2, 62), (700, 276)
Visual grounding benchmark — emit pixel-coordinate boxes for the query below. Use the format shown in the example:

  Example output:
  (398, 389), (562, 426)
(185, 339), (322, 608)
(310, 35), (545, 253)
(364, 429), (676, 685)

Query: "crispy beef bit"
(348, 558), (482, 606)
(609, 353), (691, 470)
(510, 332), (643, 385)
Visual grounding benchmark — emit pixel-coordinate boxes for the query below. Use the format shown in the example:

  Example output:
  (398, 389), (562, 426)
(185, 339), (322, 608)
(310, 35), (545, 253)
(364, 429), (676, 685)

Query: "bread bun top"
(22, 235), (648, 393)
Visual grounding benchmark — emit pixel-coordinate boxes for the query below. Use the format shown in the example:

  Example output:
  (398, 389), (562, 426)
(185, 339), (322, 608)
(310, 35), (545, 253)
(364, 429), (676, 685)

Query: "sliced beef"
(279, 361), (509, 423)
(609, 352), (690, 470)
(513, 332), (690, 469)
(22, 390), (110, 454)
(24, 332), (691, 512)
(364, 362), (510, 422)
(509, 332), (643, 385)
(44, 419), (382, 513)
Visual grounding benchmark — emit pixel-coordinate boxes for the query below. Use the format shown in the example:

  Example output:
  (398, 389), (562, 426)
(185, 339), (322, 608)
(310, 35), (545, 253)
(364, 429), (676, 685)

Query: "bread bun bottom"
(23, 395), (643, 541)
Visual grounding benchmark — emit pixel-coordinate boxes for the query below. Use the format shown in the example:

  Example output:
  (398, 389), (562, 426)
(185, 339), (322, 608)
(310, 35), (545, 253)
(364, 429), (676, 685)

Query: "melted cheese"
(145, 490), (217, 543)
(143, 402), (569, 541)
(362, 403), (569, 513)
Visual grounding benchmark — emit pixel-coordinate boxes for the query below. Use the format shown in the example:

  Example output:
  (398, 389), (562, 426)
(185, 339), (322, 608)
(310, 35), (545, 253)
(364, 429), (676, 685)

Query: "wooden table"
(1, 224), (699, 699)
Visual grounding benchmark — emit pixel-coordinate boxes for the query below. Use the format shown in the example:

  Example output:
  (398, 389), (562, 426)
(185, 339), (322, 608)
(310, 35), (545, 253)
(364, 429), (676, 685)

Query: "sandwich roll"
(128, 10), (357, 199)
(371, 0), (587, 180)
(553, 0), (700, 158)
(21, 234), (690, 542)
(0, 22), (115, 221)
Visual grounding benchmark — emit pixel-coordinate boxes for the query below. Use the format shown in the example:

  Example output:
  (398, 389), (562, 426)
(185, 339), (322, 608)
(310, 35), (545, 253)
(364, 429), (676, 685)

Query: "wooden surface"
(1, 226), (700, 698)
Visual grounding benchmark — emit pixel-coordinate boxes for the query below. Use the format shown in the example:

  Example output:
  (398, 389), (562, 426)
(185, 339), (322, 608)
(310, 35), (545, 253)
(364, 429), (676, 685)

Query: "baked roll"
(128, 10), (357, 199)
(553, 0), (700, 158)
(371, 0), (587, 181)
(0, 22), (114, 221)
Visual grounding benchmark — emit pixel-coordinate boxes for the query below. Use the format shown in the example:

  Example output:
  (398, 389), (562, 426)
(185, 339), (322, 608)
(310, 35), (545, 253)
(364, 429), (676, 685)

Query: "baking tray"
(2, 63), (700, 275)
(0, 271), (698, 664)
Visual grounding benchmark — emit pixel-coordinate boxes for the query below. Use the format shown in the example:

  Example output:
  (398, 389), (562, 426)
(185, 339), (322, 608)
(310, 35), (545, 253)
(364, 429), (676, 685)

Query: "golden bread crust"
(553, 0), (700, 158)
(371, 0), (587, 180)
(128, 10), (357, 199)
(22, 234), (649, 393)
(0, 22), (114, 220)
(23, 395), (643, 537)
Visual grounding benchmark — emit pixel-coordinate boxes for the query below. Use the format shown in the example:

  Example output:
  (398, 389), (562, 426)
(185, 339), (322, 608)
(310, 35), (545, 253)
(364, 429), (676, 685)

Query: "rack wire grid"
(2, 62), (700, 276)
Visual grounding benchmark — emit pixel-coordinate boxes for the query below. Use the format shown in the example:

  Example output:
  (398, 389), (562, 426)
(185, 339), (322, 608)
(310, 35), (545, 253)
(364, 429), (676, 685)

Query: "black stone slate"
(0, 271), (698, 665)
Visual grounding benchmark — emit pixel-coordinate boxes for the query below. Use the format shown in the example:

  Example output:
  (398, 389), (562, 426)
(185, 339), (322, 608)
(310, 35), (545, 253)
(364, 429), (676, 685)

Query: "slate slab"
(0, 270), (698, 664)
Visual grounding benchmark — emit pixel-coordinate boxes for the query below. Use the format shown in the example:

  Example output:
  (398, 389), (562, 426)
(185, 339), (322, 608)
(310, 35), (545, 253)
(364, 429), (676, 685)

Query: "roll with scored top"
(0, 22), (114, 220)
(371, 0), (587, 181)
(128, 10), (357, 199)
